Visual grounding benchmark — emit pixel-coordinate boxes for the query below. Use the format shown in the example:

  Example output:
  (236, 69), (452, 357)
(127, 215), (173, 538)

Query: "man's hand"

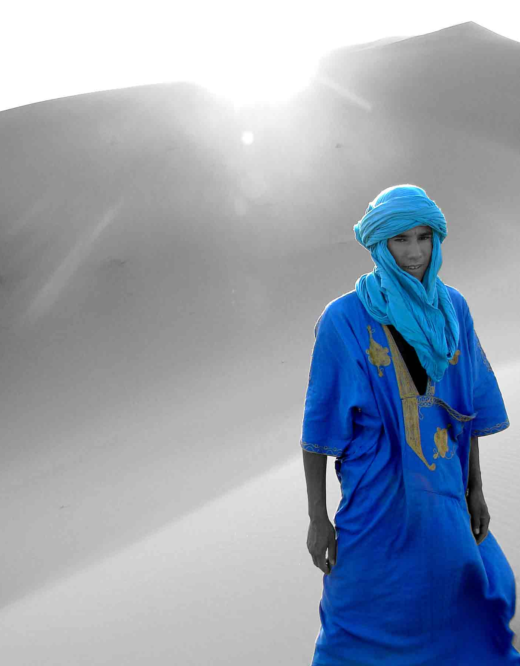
(307, 517), (337, 575)
(466, 487), (490, 546)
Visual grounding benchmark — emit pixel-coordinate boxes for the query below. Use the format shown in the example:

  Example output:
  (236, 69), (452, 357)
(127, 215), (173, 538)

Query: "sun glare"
(189, 45), (320, 107)
(241, 131), (255, 145)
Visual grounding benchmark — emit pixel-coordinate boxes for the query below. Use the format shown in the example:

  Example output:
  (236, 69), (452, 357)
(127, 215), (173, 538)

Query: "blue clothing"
(353, 184), (459, 384)
(301, 286), (518, 665)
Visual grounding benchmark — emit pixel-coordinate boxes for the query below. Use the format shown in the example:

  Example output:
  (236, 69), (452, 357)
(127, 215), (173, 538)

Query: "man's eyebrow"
(394, 230), (431, 237)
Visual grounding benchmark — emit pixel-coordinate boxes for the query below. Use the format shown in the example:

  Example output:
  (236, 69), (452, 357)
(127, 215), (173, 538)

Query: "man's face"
(387, 225), (433, 282)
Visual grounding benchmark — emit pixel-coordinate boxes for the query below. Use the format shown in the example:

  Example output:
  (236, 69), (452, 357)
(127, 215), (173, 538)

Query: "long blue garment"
(301, 286), (518, 665)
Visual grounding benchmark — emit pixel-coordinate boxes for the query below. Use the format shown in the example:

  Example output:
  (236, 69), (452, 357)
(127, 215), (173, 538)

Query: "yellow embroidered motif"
(433, 425), (453, 459)
(366, 325), (391, 377)
(419, 394), (476, 423)
(301, 441), (345, 456)
(449, 350), (461, 365)
(382, 325), (436, 471)
(472, 419), (510, 437)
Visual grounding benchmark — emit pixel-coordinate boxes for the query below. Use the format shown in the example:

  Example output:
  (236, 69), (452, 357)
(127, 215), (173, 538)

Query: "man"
(301, 184), (518, 664)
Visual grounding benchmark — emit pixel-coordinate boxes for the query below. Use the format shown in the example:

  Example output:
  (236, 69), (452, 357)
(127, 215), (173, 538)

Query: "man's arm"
(467, 435), (482, 492)
(302, 448), (328, 520)
(466, 435), (491, 544)
(302, 448), (337, 574)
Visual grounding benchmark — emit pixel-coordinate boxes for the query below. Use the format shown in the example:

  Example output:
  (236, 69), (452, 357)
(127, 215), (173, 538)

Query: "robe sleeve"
(464, 303), (510, 437)
(300, 306), (362, 458)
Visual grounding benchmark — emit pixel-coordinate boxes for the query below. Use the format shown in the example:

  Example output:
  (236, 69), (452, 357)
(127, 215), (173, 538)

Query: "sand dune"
(0, 359), (517, 664)
(0, 20), (518, 662)
(1, 456), (319, 665)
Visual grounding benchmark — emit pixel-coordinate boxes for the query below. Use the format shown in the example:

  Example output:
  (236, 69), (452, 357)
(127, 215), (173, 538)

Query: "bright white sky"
(2, 0), (520, 112)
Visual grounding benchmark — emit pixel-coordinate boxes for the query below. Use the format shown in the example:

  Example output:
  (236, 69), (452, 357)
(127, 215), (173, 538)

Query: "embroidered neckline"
(382, 325), (435, 398)
(381, 324), (436, 471)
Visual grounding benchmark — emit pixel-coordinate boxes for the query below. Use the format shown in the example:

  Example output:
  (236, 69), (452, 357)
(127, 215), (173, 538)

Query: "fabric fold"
(353, 184), (460, 383)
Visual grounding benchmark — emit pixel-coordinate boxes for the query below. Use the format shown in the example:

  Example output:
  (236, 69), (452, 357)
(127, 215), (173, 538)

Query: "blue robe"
(301, 286), (519, 665)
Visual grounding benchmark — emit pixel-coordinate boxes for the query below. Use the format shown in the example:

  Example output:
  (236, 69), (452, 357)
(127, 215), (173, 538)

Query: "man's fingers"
(471, 510), (491, 545)
(476, 519), (490, 545)
(307, 520), (337, 574)
(312, 549), (330, 574)
(328, 536), (337, 567)
(319, 553), (329, 574)
(312, 554), (327, 574)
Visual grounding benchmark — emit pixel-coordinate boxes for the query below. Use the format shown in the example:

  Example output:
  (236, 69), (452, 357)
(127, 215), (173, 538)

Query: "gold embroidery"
(433, 425), (455, 459)
(475, 331), (493, 373)
(366, 325), (391, 377)
(449, 350), (461, 365)
(382, 325), (436, 471)
(419, 395), (476, 422)
(301, 441), (345, 456)
(471, 420), (510, 437)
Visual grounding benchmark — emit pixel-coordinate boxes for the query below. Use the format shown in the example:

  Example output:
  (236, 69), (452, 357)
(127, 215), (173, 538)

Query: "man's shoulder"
(444, 284), (465, 301)
(313, 290), (364, 340)
(313, 291), (364, 334)
(444, 284), (469, 315)
(321, 290), (362, 320)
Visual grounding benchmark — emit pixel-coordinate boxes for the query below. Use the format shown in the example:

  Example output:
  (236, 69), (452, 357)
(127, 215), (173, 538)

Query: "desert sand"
(0, 20), (518, 664)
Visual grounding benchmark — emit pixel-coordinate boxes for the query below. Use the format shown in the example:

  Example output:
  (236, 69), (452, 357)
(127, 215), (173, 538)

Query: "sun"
(187, 44), (320, 107)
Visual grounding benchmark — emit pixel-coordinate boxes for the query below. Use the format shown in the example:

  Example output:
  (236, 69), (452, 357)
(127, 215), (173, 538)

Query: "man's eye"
(394, 236), (431, 242)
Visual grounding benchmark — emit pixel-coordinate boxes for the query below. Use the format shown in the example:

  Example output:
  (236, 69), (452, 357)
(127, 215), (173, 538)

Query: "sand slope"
(0, 374), (518, 663)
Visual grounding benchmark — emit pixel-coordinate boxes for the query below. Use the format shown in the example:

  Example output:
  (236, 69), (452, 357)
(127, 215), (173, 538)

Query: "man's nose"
(407, 239), (423, 258)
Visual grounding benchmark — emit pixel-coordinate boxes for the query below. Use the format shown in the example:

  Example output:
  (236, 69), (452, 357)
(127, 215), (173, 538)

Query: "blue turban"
(353, 184), (459, 383)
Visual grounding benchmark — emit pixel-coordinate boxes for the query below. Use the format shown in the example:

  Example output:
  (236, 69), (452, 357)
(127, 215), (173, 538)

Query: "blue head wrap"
(353, 184), (459, 383)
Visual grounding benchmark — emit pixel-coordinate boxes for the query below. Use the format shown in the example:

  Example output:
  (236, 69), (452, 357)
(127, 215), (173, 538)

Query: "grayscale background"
(0, 17), (518, 666)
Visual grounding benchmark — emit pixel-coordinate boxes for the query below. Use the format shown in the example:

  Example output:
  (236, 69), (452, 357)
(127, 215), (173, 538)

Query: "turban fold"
(354, 186), (447, 249)
(353, 184), (459, 383)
